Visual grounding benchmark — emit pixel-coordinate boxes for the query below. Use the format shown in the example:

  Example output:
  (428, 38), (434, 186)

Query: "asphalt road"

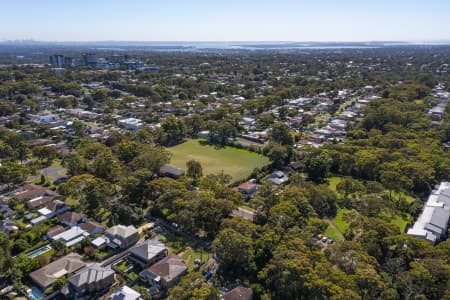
(232, 207), (255, 221)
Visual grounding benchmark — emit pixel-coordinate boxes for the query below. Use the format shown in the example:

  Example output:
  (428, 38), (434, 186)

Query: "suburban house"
(0, 219), (17, 234)
(27, 194), (58, 210)
(110, 286), (142, 300)
(31, 199), (68, 225)
(46, 225), (66, 240)
(12, 184), (55, 202)
(235, 179), (258, 199)
(105, 225), (139, 249)
(59, 211), (87, 227)
(51, 226), (90, 247)
(128, 239), (168, 268)
(30, 215), (48, 225)
(288, 161), (304, 173)
(67, 265), (115, 298)
(221, 286), (253, 300)
(118, 118), (142, 131)
(30, 253), (86, 291)
(428, 105), (446, 121)
(0, 201), (15, 219)
(267, 171), (289, 185)
(139, 254), (187, 289)
(91, 236), (108, 249)
(241, 117), (255, 127)
(67, 108), (101, 120)
(28, 114), (60, 124)
(81, 220), (105, 236)
(198, 130), (210, 139)
(308, 133), (325, 145)
(159, 165), (185, 179)
(43, 199), (68, 218)
(407, 182), (450, 244)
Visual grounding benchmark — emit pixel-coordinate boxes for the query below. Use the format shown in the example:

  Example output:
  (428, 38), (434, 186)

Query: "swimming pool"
(26, 245), (52, 259)
(28, 286), (43, 300)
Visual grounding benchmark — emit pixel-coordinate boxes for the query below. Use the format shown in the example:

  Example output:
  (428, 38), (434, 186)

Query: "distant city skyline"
(1, 0), (449, 42)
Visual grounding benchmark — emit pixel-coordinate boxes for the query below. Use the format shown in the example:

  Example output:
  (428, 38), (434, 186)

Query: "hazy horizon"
(2, 40), (450, 44)
(1, 0), (449, 42)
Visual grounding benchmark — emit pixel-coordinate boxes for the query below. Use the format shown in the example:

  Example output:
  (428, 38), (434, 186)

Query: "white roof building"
(31, 215), (47, 225)
(29, 114), (60, 124)
(118, 118), (142, 131)
(91, 236), (108, 248)
(110, 286), (142, 300)
(407, 182), (450, 244)
(51, 226), (89, 247)
(38, 207), (53, 217)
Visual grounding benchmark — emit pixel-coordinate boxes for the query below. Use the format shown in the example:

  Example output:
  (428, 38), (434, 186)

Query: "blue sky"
(1, 0), (449, 42)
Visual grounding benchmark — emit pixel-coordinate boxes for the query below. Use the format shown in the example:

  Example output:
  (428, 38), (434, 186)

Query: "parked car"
(204, 270), (213, 280)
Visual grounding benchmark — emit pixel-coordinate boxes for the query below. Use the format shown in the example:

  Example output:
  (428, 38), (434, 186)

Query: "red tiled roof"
(13, 184), (55, 200)
(59, 211), (85, 224)
(81, 220), (105, 234)
(47, 225), (66, 237)
(46, 200), (66, 212)
(147, 254), (187, 281)
(237, 181), (256, 192)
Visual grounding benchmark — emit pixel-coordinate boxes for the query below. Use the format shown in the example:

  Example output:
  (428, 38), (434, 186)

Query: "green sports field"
(167, 139), (270, 182)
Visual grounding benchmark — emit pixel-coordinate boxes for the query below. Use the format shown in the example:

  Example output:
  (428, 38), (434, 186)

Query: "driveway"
(27, 166), (67, 182)
(232, 207), (255, 221)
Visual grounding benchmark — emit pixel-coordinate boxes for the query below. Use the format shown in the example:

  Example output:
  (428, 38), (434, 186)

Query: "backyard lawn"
(167, 139), (270, 182)
(181, 247), (211, 271)
(326, 208), (410, 241)
(327, 177), (343, 192)
(325, 177), (414, 239)
(391, 215), (410, 232)
(325, 208), (349, 241)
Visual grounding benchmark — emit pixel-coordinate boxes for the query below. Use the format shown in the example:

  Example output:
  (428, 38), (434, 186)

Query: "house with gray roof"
(129, 238), (168, 268)
(105, 225), (139, 249)
(267, 171), (289, 185)
(91, 236), (108, 249)
(0, 201), (15, 219)
(159, 165), (185, 179)
(67, 265), (115, 298)
(0, 219), (17, 234)
(429, 105), (446, 121)
(407, 182), (450, 244)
